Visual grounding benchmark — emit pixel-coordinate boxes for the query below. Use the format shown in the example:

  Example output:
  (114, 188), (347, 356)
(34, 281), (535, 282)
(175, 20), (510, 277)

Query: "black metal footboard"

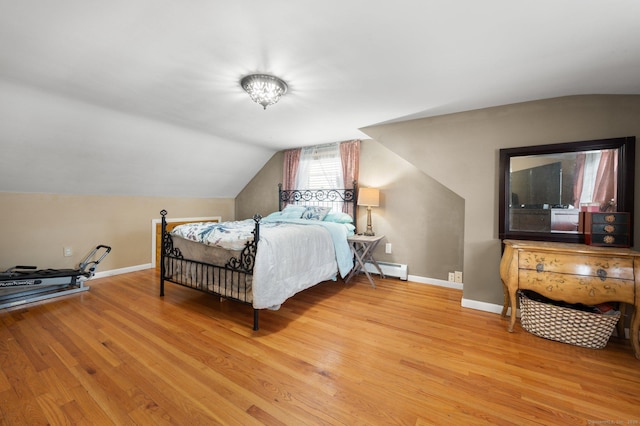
(159, 210), (262, 330)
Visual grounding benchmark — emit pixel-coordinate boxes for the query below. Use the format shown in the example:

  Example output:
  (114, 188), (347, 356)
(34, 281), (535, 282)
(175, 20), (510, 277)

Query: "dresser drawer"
(518, 251), (634, 280)
(590, 223), (629, 234)
(586, 233), (630, 247)
(588, 212), (629, 225)
(518, 270), (635, 303)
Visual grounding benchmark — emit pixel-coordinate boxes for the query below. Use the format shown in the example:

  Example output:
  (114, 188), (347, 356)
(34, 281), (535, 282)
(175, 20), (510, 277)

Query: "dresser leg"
(499, 243), (518, 332)
(631, 307), (640, 360)
(501, 283), (509, 317)
(508, 291), (517, 333)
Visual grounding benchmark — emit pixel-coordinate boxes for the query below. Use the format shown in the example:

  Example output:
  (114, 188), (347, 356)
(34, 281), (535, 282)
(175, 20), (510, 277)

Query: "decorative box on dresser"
(500, 239), (640, 359)
(583, 212), (630, 247)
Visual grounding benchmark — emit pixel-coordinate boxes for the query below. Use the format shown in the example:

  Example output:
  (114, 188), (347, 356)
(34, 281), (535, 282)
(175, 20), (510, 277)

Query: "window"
(284, 141), (359, 214)
(295, 143), (344, 190)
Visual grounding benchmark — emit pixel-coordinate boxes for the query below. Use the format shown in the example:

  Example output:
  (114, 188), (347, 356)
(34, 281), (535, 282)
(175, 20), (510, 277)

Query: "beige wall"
(362, 95), (640, 306)
(235, 140), (465, 279)
(235, 152), (284, 220)
(358, 141), (464, 278)
(0, 193), (235, 272)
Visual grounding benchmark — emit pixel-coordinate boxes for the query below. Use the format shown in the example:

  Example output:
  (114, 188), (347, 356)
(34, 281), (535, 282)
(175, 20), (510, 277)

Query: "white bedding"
(252, 223), (338, 309)
(170, 219), (353, 309)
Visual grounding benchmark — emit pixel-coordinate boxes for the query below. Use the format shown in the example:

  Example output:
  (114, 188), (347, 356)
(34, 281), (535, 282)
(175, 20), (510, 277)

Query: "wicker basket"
(518, 290), (621, 349)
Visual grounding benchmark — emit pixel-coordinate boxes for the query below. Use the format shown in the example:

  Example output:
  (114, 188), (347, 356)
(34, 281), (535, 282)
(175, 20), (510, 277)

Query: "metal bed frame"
(160, 182), (357, 330)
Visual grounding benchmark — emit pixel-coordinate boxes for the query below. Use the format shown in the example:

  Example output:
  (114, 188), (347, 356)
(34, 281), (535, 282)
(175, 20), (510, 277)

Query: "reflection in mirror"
(509, 149), (617, 234)
(499, 137), (635, 244)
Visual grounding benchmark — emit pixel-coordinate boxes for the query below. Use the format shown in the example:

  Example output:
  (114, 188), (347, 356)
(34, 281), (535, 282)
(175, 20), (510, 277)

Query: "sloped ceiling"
(1, 0), (639, 197)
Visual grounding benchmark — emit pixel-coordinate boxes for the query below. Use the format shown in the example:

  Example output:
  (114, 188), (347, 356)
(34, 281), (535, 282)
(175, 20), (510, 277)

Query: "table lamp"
(357, 188), (380, 236)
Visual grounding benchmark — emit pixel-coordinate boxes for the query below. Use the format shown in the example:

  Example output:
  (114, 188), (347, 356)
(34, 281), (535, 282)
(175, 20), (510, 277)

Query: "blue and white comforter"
(171, 219), (264, 251)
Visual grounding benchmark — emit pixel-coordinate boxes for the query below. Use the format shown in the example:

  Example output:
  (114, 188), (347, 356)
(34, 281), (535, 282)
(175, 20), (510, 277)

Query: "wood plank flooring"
(1, 269), (639, 425)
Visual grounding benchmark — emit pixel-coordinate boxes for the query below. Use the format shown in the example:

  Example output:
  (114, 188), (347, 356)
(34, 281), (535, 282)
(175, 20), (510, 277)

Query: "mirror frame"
(499, 136), (635, 244)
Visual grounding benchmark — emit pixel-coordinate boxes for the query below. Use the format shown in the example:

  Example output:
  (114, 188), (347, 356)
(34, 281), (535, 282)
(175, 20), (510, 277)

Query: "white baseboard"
(405, 274), (511, 315)
(93, 263), (152, 279)
(407, 274), (463, 290)
(461, 297), (515, 316)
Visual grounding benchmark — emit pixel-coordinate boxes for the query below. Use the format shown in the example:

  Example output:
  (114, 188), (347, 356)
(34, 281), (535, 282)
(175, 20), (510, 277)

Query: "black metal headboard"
(278, 181), (358, 229)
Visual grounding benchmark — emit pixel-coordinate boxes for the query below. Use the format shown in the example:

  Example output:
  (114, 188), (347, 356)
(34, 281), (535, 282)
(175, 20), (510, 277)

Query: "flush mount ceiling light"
(240, 74), (288, 110)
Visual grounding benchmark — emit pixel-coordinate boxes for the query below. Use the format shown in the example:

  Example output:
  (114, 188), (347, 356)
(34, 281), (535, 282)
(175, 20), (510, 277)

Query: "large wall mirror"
(499, 136), (635, 244)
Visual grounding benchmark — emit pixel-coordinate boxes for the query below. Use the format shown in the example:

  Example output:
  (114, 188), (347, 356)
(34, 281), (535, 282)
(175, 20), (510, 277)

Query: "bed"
(160, 183), (357, 330)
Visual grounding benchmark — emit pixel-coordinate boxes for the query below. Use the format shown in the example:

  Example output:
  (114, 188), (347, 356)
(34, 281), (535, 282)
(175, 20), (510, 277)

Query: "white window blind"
(295, 143), (344, 190)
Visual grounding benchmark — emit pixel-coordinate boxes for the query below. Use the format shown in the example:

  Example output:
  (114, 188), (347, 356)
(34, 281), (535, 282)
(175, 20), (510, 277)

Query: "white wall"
(0, 79), (274, 198)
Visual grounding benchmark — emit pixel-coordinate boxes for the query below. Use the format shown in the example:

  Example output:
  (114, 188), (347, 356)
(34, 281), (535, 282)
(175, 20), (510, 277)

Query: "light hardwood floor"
(1, 269), (639, 425)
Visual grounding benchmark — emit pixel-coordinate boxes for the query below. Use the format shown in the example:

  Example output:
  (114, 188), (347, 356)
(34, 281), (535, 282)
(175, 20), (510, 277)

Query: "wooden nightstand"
(345, 234), (385, 288)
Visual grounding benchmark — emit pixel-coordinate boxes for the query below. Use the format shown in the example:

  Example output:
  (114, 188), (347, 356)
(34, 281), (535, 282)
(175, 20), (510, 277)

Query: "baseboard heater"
(364, 262), (408, 281)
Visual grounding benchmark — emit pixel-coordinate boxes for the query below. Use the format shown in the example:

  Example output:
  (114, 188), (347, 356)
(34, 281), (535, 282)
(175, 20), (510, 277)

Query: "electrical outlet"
(448, 272), (455, 282)
(63, 247), (73, 257)
(385, 243), (392, 254)
(454, 271), (463, 283)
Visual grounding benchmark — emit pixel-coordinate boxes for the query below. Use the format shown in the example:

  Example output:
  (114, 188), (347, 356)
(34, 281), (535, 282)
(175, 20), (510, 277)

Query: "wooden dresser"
(500, 239), (640, 359)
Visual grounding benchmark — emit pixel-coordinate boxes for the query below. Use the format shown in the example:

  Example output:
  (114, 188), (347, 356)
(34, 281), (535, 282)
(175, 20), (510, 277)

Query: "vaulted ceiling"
(1, 1), (639, 197)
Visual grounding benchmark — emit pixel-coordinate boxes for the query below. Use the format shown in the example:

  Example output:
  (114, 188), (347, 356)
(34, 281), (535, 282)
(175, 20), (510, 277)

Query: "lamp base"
(363, 207), (375, 236)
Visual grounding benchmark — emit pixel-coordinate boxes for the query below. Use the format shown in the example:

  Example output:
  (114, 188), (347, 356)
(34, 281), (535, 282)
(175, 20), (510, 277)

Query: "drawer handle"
(597, 269), (607, 281)
(536, 263), (544, 272)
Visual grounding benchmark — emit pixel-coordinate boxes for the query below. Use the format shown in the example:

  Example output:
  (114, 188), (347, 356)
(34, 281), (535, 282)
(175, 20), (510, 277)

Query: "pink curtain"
(339, 140), (360, 215)
(572, 149), (618, 210)
(340, 139), (360, 189)
(282, 148), (301, 191)
(592, 149), (618, 208)
(572, 153), (585, 208)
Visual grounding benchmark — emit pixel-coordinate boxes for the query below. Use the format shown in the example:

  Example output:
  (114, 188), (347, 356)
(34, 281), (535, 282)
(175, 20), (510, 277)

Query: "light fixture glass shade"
(240, 74), (288, 109)
(357, 188), (380, 207)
